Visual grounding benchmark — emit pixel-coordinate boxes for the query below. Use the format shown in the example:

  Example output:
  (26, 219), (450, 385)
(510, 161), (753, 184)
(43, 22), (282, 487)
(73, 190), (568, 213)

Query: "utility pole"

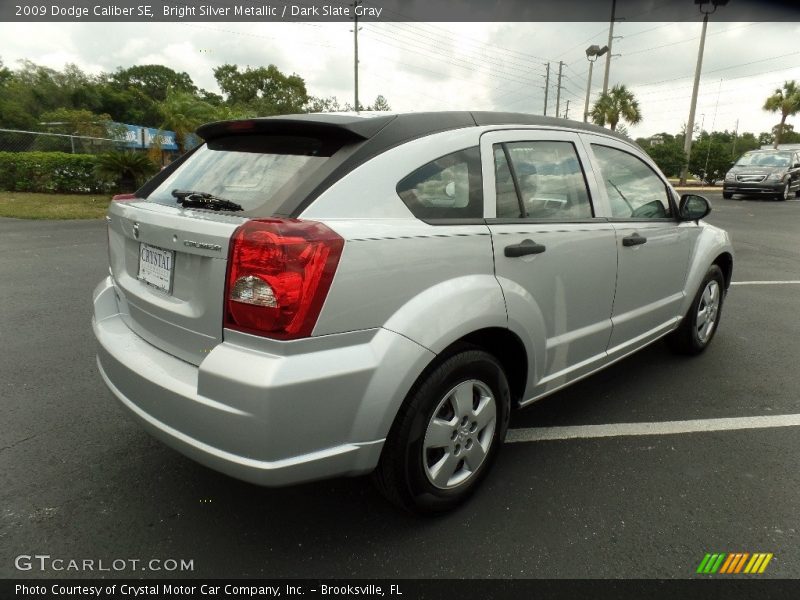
(564, 100), (570, 119)
(602, 0), (616, 94)
(555, 61), (564, 119)
(543, 63), (550, 116)
(731, 118), (739, 158)
(680, 1), (727, 184)
(352, 0), (362, 112)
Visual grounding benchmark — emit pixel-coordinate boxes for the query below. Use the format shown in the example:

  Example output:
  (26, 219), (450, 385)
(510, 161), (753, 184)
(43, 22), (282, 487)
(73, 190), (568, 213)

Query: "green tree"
(368, 95), (391, 111)
(763, 80), (800, 148)
(39, 107), (113, 138)
(590, 84), (642, 131)
(645, 141), (686, 178)
(157, 90), (220, 151)
(0, 59), (11, 86)
(688, 139), (731, 184)
(771, 122), (800, 144)
(305, 95), (344, 113)
(111, 65), (197, 102)
(213, 64), (308, 115)
(735, 132), (761, 155)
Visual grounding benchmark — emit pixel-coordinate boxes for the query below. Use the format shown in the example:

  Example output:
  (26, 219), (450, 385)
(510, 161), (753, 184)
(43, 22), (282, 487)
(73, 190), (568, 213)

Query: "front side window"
(493, 141), (593, 220)
(591, 144), (672, 219)
(396, 147), (483, 219)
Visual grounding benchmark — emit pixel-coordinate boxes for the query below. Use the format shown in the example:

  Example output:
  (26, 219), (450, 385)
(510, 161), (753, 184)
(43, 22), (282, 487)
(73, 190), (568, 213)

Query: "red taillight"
(224, 219), (344, 340)
(111, 193), (138, 202)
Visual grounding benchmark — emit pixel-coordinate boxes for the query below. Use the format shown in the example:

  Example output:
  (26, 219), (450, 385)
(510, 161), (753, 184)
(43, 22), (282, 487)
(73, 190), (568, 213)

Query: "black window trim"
(498, 142), (528, 218)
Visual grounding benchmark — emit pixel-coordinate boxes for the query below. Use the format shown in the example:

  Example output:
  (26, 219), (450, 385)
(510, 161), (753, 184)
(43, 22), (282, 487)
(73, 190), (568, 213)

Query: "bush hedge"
(0, 152), (114, 193)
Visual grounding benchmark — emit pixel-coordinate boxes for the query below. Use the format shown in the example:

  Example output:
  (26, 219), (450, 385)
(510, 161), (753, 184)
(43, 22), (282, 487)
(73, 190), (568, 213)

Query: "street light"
(679, 0), (729, 184)
(584, 44), (609, 123)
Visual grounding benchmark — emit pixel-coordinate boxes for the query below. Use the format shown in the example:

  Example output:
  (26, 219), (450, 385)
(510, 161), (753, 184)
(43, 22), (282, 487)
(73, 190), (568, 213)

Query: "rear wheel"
(372, 349), (510, 514)
(667, 265), (725, 355)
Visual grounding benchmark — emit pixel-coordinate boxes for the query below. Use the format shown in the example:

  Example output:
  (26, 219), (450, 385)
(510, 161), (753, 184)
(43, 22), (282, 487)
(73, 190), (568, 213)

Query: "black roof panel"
(198, 110), (633, 146)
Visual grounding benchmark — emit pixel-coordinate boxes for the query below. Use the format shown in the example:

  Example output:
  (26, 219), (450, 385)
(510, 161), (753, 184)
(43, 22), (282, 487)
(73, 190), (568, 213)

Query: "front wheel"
(722, 191), (733, 199)
(372, 349), (510, 514)
(777, 182), (790, 201)
(667, 265), (725, 355)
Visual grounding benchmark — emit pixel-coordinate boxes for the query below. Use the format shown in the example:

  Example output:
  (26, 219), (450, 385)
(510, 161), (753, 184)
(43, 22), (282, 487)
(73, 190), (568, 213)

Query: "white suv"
(93, 112), (733, 513)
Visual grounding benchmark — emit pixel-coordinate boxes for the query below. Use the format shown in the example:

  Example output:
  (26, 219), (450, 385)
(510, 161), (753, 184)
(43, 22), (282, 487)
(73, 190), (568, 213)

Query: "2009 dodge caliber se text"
(93, 112), (733, 513)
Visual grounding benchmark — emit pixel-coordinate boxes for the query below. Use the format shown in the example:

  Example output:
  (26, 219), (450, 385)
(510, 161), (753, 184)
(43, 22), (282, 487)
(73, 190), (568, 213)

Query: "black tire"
(777, 182), (790, 201)
(666, 265), (725, 355)
(722, 192), (733, 199)
(372, 349), (511, 514)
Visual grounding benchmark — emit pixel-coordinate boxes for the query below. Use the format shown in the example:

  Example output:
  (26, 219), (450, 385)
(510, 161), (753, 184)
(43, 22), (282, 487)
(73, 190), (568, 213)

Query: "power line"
(372, 23), (552, 80)
(360, 28), (546, 88)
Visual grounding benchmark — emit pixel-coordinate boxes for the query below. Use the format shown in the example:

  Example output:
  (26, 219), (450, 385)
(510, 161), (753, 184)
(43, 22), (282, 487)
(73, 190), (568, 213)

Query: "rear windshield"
(147, 134), (340, 214)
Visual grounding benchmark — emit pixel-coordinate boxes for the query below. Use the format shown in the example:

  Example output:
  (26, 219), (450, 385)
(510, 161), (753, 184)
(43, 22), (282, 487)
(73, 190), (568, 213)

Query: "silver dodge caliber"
(93, 112), (733, 513)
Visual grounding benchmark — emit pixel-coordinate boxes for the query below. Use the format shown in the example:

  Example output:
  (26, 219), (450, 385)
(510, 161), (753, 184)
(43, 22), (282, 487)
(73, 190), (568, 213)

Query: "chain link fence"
(0, 128), (124, 154)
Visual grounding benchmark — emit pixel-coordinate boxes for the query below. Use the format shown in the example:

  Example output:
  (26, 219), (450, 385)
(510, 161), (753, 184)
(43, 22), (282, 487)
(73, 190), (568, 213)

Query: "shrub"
(0, 151), (112, 193)
(94, 151), (159, 193)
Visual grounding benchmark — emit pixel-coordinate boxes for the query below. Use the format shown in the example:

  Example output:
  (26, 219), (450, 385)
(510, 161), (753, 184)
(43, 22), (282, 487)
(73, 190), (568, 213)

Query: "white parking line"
(506, 414), (800, 444)
(731, 281), (800, 286)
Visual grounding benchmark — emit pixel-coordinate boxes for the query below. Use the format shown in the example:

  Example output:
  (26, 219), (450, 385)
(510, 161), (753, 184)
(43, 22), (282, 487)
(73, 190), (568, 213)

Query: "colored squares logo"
(697, 553), (774, 574)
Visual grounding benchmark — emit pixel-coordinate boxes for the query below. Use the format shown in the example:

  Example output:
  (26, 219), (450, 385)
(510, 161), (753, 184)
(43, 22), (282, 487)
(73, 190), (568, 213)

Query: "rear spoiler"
(196, 114), (396, 143)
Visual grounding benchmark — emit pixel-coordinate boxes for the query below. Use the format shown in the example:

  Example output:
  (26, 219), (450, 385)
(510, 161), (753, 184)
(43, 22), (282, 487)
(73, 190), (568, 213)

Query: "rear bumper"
(92, 276), (434, 486)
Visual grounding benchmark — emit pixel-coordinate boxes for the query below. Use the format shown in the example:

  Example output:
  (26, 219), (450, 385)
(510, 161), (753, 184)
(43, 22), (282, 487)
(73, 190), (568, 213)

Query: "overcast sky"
(1, 19), (799, 139)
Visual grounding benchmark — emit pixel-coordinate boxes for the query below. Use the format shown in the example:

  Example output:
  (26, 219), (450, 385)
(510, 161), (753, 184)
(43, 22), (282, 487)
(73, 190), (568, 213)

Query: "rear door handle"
(504, 239), (547, 257)
(622, 233), (647, 247)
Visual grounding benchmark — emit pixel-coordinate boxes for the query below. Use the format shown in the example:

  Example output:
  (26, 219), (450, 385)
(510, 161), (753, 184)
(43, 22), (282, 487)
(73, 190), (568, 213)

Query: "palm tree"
(157, 90), (219, 152)
(590, 84), (642, 132)
(94, 151), (158, 192)
(763, 80), (800, 148)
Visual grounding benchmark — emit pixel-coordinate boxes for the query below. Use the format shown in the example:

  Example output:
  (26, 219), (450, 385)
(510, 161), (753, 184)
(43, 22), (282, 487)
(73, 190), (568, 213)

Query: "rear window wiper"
(172, 189), (243, 212)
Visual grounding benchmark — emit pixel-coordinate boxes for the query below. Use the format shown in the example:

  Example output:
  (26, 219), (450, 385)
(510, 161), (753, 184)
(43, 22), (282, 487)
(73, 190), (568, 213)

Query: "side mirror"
(679, 194), (711, 221)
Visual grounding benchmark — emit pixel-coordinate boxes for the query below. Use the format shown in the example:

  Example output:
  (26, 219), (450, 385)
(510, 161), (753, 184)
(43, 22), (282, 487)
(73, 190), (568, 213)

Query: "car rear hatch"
(106, 116), (393, 365)
(107, 201), (241, 366)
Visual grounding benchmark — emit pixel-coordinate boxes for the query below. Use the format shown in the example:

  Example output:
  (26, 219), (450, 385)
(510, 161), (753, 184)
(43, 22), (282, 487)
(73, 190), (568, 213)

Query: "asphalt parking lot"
(1, 191), (798, 580)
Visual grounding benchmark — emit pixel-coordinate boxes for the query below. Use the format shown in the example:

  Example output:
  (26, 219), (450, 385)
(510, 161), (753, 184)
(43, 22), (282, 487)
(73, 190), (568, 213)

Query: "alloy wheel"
(422, 379), (497, 490)
(696, 279), (720, 343)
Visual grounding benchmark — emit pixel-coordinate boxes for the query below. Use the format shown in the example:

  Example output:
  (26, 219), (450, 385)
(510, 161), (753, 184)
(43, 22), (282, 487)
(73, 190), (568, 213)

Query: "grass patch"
(0, 191), (111, 220)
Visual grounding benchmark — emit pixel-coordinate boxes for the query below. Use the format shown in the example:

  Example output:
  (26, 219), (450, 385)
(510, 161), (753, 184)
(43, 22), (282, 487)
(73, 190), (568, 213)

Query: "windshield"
(147, 134), (340, 214)
(734, 152), (792, 168)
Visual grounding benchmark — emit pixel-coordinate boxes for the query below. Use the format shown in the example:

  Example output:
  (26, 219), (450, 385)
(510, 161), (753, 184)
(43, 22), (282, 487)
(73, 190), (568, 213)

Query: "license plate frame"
(137, 243), (175, 294)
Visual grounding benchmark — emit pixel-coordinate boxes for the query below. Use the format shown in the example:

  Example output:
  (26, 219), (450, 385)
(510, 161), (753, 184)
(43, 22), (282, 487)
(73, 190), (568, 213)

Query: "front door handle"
(504, 239), (547, 257)
(622, 233), (647, 247)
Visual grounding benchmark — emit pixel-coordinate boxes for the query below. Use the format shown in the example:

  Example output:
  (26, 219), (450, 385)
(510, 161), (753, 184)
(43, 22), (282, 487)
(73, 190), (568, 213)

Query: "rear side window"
(396, 147), (483, 219)
(147, 135), (341, 214)
(493, 141), (593, 219)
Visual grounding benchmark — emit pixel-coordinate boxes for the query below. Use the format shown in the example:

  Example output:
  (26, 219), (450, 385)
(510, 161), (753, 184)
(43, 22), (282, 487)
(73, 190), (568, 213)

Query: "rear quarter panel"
(302, 126), (511, 351)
